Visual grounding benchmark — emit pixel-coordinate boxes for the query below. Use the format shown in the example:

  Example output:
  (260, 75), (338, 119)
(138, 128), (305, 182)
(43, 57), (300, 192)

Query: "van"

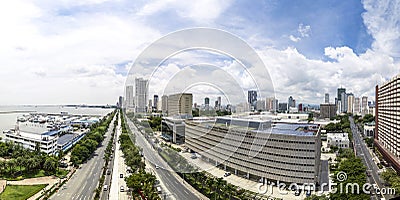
(103, 185), (108, 191)
(120, 186), (124, 192)
(156, 186), (162, 194)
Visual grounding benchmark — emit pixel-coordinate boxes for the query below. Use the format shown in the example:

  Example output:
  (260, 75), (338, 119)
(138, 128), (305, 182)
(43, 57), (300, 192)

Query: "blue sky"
(0, 0), (399, 105)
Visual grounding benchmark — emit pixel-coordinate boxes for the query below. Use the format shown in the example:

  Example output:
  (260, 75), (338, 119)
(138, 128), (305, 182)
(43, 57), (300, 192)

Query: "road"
(51, 114), (117, 200)
(125, 116), (200, 200)
(101, 114), (118, 200)
(349, 117), (391, 200)
(109, 114), (129, 200)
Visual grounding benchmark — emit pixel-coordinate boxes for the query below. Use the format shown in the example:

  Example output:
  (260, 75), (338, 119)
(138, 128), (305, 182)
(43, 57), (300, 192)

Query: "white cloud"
(362, 0), (400, 57)
(137, 0), (232, 24)
(298, 23), (311, 38)
(289, 35), (301, 42)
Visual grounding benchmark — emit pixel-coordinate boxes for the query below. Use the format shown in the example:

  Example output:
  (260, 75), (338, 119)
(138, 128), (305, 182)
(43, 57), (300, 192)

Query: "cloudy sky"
(1, 0), (399, 105)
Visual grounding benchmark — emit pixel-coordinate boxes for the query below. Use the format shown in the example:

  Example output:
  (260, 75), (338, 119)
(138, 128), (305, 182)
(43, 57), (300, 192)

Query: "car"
(107, 170), (111, 175)
(155, 165), (159, 169)
(120, 186), (124, 192)
(120, 174), (123, 178)
(103, 185), (108, 191)
(224, 172), (231, 177)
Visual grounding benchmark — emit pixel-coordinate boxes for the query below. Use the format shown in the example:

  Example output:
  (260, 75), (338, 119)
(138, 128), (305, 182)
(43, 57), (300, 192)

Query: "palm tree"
(16, 156), (24, 172)
(7, 159), (16, 175)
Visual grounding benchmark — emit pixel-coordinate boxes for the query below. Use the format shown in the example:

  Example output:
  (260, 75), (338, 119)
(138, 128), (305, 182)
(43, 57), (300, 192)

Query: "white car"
(155, 165), (160, 169)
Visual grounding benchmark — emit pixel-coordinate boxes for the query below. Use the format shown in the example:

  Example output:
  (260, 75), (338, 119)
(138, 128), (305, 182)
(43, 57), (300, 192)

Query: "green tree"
(43, 157), (58, 175)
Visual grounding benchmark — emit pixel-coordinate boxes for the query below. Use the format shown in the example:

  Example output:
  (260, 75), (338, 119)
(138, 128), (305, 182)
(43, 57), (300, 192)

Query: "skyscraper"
(266, 97), (278, 112)
(153, 95), (159, 110)
(362, 96), (368, 115)
(125, 85), (134, 108)
(354, 97), (361, 114)
(118, 96), (123, 109)
(135, 78), (148, 113)
(248, 91), (257, 105)
(325, 93), (329, 103)
(167, 93), (193, 118)
(161, 95), (168, 114)
(217, 96), (222, 110)
(347, 93), (354, 113)
(337, 88), (346, 101)
(288, 96), (295, 108)
(341, 92), (347, 113)
(204, 97), (210, 110)
(375, 75), (400, 172)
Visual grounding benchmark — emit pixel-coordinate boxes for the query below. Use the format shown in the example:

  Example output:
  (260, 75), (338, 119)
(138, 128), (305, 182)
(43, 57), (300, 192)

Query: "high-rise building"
(278, 103), (288, 112)
(134, 78), (148, 113)
(337, 88), (346, 101)
(320, 104), (337, 119)
(153, 95), (159, 110)
(288, 96), (295, 108)
(118, 96), (123, 108)
(362, 96), (368, 115)
(375, 75), (400, 172)
(354, 97), (361, 115)
(266, 97), (277, 112)
(256, 100), (266, 111)
(125, 85), (134, 108)
(217, 96), (222, 110)
(325, 93), (329, 103)
(347, 93), (354, 113)
(167, 93), (193, 118)
(340, 92), (347, 113)
(161, 95), (168, 114)
(248, 91), (257, 106)
(148, 99), (152, 113)
(204, 97), (210, 110)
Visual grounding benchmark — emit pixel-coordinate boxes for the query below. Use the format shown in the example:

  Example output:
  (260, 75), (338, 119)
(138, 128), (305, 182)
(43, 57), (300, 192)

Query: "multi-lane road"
(51, 114), (117, 200)
(349, 116), (392, 200)
(125, 116), (201, 200)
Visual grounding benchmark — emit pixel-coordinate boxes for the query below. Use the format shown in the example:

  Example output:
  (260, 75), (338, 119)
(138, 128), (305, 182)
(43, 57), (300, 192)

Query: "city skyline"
(1, 1), (399, 106)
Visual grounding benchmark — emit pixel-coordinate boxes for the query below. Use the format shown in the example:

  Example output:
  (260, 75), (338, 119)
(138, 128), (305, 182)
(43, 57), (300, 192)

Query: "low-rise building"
(162, 117), (185, 144)
(364, 122), (375, 138)
(327, 132), (349, 148)
(185, 117), (321, 184)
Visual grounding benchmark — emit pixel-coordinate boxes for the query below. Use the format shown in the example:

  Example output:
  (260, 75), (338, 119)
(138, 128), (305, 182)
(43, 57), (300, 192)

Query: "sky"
(1, 0), (399, 105)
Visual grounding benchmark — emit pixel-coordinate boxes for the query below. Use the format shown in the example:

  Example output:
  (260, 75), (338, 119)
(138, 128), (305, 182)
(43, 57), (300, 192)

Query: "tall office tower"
(362, 96), (368, 115)
(341, 92), (348, 113)
(375, 75), (400, 172)
(118, 96), (123, 108)
(153, 95), (159, 110)
(248, 91), (257, 105)
(134, 78), (148, 113)
(217, 96), (222, 110)
(288, 96), (296, 108)
(256, 100), (266, 111)
(204, 97), (210, 110)
(125, 85), (134, 108)
(325, 93), (329, 103)
(161, 95), (168, 114)
(347, 93), (354, 113)
(266, 97), (278, 112)
(354, 97), (361, 115)
(148, 99), (152, 112)
(320, 103), (337, 119)
(167, 93), (193, 118)
(337, 87), (346, 102)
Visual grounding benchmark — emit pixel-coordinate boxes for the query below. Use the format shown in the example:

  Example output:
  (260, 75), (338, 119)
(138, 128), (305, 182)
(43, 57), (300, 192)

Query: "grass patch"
(0, 169), (47, 181)
(0, 184), (48, 200)
(55, 169), (69, 178)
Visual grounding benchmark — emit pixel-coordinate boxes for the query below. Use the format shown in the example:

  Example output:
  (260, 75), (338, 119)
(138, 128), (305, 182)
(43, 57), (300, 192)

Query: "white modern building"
(185, 117), (321, 184)
(5, 123), (59, 155)
(135, 78), (148, 113)
(327, 132), (349, 148)
(364, 122), (375, 138)
(125, 85), (134, 108)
